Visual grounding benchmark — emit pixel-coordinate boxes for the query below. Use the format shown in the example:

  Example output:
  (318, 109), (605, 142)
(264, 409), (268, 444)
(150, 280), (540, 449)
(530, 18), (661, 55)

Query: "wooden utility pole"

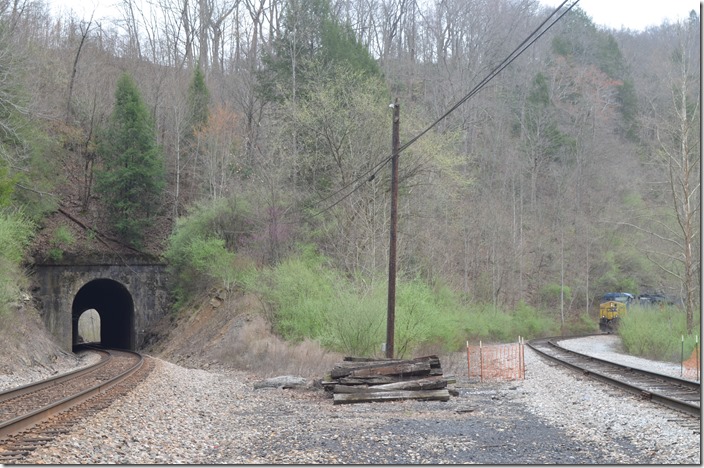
(386, 99), (400, 359)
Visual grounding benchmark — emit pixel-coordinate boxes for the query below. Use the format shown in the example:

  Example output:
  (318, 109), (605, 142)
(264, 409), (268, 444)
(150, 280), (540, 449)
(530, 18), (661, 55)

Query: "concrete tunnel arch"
(72, 278), (135, 350)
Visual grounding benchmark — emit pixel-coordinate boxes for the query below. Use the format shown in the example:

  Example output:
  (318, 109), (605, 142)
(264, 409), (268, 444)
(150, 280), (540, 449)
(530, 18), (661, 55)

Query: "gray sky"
(540, 0), (699, 30)
(49, 0), (700, 31)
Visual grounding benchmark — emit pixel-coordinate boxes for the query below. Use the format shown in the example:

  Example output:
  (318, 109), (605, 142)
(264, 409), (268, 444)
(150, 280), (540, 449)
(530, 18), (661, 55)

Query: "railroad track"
(0, 347), (152, 464)
(527, 337), (701, 420)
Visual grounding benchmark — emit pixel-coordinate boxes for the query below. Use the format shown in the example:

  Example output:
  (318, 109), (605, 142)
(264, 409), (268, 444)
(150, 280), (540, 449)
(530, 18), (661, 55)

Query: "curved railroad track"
(528, 337), (700, 419)
(0, 347), (152, 464)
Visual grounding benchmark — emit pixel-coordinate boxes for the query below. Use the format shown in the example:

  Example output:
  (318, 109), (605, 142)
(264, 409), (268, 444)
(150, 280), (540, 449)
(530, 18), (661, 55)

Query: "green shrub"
(53, 225), (74, 245)
(48, 225), (75, 261)
(0, 211), (34, 264)
(538, 283), (572, 309)
(244, 250), (572, 356)
(254, 252), (338, 342)
(511, 301), (560, 339)
(619, 305), (700, 362)
(165, 198), (248, 306)
(393, 279), (459, 357)
(564, 313), (598, 335)
(324, 287), (384, 356)
(458, 302), (559, 345)
(48, 247), (64, 261)
(0, 211), (34, 315)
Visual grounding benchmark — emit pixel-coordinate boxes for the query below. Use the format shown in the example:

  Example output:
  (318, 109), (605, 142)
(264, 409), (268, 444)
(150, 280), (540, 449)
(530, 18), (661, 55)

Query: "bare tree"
(66, 15), (93, 122)
(640, 17), (700, 332)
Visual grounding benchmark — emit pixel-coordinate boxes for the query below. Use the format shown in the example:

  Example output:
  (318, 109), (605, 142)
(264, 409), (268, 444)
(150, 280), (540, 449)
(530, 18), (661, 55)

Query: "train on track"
(598, 292), (635, 333)
(598, 291), (677, 333)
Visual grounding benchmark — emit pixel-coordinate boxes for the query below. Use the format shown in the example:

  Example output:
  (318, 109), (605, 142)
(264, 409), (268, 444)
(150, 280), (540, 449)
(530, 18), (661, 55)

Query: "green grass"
(619, 305), (701, 362)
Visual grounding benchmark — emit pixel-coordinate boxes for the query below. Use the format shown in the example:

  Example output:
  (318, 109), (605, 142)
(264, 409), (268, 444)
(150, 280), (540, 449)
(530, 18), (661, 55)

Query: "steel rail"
(0, 348), (143, 439)
(527, 337), (700, 417)
(0, 347), (111, 404)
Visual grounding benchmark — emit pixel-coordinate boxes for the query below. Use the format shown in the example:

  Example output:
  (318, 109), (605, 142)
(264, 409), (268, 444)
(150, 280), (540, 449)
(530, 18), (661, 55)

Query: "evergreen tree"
(186, 66), (210, 136)
(96, 73), (165, 248)
(257, 0), (381, 104)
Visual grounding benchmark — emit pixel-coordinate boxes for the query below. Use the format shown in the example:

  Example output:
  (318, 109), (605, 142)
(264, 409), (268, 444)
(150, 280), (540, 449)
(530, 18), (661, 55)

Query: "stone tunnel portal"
(72, 279), (135, 350)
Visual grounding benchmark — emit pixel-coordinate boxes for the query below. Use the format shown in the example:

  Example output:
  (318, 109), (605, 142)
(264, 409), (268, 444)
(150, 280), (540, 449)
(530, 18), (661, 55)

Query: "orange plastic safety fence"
(466, 342), (525, 382)
(682, 345), (700, 382)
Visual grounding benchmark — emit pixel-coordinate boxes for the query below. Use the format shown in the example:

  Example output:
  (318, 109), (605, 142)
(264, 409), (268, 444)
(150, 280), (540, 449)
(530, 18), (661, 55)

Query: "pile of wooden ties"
(322, 355), (457, 405)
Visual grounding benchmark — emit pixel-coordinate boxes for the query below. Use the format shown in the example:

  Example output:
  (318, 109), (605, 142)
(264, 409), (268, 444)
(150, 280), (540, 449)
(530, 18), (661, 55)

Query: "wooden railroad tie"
(322, 355), (457, 405)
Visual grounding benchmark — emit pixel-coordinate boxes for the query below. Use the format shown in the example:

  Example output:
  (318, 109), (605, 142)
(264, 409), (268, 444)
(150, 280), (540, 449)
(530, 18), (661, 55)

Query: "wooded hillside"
(0, 0), (699, 329)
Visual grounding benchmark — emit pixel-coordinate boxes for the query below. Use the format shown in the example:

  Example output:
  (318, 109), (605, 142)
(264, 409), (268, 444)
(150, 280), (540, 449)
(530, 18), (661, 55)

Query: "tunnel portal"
(72, 279), (135, 350)
(34, 260), (168, 352)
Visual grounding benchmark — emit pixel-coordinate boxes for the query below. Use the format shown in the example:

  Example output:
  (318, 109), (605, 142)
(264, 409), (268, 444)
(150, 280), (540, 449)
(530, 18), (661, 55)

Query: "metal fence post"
(479, 341), (483, 382)
(466, 341), (470, 379)
(694, 335), (699, 382)
(681, 335), (684, 378)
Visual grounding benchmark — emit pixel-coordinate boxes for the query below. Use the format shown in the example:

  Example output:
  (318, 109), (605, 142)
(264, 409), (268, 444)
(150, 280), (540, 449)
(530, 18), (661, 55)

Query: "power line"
(308, 0), (579, 219)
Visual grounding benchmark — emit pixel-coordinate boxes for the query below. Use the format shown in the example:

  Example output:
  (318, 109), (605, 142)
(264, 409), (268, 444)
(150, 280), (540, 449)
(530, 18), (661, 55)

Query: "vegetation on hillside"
(0, 211), (33, 314)
(96, 73), (165, 248)
(0, 1), (699, 360)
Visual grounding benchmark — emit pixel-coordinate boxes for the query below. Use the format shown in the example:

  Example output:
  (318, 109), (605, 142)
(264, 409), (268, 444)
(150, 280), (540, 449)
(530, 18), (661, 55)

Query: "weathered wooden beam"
(333, 377), (448, 394)
(411, 355), (442, 368)
(372, 376), (448, 391)
(333, 384), (370, 393)
(348, 361), (431, 378)
(333, 389), (451, 405)
(443, 375), (457, 384)
(331, 356), (441, 378)
(340, 355), (440, 365)
(321, 375), (400, 391)
(337, 376), (398, 385)
(342, 356), (400, 363)
(331, 362), (392, 378)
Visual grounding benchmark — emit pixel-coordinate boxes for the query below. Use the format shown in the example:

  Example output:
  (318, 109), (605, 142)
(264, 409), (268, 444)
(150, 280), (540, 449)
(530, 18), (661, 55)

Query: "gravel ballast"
(15, 336), (702, 464)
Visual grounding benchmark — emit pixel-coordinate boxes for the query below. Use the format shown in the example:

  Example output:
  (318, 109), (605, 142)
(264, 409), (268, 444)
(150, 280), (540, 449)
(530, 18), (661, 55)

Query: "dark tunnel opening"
(72, 279), (135, 351)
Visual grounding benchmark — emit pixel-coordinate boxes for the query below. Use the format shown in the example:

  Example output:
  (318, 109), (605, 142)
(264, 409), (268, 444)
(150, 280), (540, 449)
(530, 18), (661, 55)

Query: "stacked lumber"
(323, 355), (454, 405)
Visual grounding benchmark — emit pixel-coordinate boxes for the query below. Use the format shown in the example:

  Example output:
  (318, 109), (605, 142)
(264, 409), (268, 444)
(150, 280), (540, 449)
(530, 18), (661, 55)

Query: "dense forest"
(0, 0), (699, 352)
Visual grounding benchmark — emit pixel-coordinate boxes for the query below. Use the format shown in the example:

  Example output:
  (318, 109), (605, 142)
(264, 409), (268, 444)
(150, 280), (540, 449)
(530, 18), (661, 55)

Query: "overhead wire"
(305, 0), (580, 220)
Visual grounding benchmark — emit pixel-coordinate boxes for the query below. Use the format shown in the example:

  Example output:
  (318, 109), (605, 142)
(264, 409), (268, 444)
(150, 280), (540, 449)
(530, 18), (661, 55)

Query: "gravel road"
(14, 336), (703, 464)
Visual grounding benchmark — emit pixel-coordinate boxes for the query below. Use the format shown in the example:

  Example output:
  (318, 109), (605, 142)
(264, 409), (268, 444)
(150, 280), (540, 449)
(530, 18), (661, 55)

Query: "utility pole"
(386, 99), (400, 359)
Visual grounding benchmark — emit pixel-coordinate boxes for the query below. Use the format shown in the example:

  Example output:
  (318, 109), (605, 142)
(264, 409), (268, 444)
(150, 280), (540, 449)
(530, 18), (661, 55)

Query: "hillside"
(0, 1), (699, 375)
(0, 304), (75, 385)
(29, 124), (172, 264)
(0, 287), (342, 386)
(6, 0), (696, 313)
(142, 289), (343, 378)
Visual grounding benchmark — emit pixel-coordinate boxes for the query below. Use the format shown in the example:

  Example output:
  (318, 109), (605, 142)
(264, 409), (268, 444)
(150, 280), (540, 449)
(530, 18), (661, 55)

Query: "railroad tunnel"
(71, 278), (135, 350)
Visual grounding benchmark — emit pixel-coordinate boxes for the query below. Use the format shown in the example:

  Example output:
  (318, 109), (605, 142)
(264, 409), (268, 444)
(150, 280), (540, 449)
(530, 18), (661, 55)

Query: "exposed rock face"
(0, 305), (80, 390)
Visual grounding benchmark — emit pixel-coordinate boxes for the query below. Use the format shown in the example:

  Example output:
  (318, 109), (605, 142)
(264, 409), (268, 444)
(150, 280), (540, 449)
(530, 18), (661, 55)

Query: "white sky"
(540, 0), (700, 30)
(49, 0), (701, 31)
(48, 0), (121, 22)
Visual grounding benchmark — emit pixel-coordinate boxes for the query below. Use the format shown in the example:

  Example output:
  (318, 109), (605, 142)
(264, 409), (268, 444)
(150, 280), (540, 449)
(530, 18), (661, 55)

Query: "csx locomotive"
(599, 292), (635, 333)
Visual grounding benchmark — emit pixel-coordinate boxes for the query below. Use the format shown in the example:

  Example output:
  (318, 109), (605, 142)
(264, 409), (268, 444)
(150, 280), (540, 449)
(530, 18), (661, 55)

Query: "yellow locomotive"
(599, 292), (635, 333)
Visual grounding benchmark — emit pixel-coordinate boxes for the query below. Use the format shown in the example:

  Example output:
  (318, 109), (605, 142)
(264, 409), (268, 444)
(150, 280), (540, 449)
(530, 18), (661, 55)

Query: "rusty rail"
(0, 348), (143, 439)
(528, 337), (700, 417)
